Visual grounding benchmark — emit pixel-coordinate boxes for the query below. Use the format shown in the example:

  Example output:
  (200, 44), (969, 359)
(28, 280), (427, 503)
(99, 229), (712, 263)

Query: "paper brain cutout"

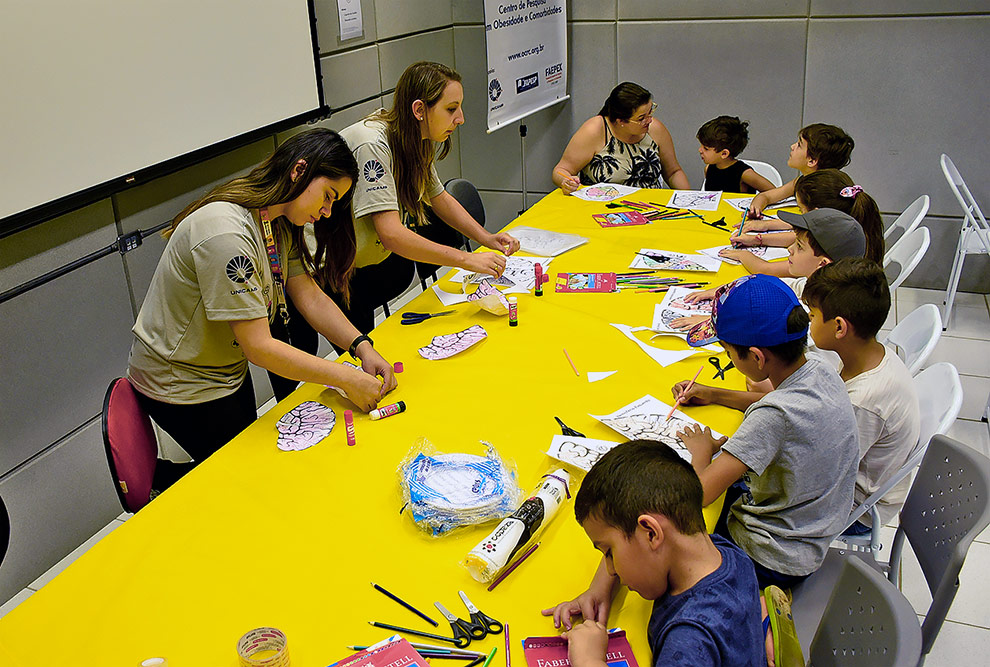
(276, 401), (336, 451)
(418, 325), (488, 360)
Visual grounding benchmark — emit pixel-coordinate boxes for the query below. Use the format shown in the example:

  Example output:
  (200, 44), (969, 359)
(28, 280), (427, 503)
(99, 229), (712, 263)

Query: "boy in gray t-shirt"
(673, 274), (859, 589)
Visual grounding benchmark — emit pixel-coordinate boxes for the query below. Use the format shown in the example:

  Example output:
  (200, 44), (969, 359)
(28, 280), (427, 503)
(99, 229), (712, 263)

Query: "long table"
(0, 190), (751, 666)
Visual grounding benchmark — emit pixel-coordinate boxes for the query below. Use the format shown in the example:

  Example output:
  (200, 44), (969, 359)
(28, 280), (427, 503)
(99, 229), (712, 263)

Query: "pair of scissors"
(401, 310), (454, 325)
(434, 602), (485, 647)
(458, 591), (503, 637)
(709, 356), (734, 380)
(555, 416), (586, 438)
(701, 216), (730, 232)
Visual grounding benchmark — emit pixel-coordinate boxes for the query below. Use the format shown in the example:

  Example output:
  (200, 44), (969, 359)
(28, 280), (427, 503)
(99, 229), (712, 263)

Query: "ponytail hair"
(795, 169), (884, 264)
(598, 82), (652, 122)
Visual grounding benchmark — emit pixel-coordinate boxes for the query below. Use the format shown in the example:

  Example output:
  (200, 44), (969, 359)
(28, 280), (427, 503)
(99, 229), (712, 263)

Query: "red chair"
(101, 378), (158, 512)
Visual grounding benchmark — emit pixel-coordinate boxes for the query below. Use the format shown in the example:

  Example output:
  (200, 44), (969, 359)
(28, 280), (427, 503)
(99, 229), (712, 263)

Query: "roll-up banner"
(484, 0), (569, 133)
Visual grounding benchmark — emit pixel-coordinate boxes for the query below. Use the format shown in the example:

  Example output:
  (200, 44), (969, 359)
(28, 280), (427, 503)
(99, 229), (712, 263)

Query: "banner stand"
(519, 123), (528, 213)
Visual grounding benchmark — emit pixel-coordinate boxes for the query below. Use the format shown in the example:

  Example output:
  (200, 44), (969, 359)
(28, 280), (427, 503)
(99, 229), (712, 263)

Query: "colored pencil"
(563, 349), (580, 376)
(504, 625), (511, 667)
(666, 364), (705, 422)
(464, 657), (486, 667)
(372, 582), (438, 627)
(482, 647), (497, 667)
(487, 541), (541, 591)
(369, 622), (464, 646)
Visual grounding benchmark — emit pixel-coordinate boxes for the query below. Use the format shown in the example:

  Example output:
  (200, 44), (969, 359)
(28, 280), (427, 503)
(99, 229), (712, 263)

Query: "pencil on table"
(666, 364), (705, 421)
(563, 349), (580, 377)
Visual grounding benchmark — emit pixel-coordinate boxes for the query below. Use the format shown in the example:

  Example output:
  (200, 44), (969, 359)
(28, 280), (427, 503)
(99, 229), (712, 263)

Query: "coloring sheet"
(629, 248), (723, 272)
(724, 197), (754, 213)
(511, 226), (588, 256)
(651, 286), (714, 334)
(698, 245), (790, 265)
(418, 324), (488, 360)
(610, 322), (703, 367)
(590, 394), (726, 464)
(667, 190), (722, 211)
(276, 401), (336, 451)
(571, 182), (640, 202)
(546, 435), (621, 472)
(449, 255), (552, 289)
(432, 284), (470, 307)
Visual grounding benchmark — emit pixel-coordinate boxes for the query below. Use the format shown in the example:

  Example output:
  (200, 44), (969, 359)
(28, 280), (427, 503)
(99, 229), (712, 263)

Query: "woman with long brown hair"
(128, 128), (396, 489)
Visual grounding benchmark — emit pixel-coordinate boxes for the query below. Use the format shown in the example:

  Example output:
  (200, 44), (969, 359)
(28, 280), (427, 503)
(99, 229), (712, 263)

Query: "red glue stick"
(370, 400), (406, 421)
(344, 410), (356, 446)
(535, 263), (543, 296)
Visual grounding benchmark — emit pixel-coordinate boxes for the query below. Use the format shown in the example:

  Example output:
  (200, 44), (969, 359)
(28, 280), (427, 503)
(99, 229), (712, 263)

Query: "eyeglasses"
(629, 102), (657, 124)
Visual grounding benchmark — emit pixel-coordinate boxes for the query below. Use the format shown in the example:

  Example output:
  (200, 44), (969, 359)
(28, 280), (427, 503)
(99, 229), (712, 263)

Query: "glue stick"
(344, 410), (356, 446)
(370, 401), (405, 421)
(464, 468), (570, 583)
(534, 264), (543, 297)
(508, 297), (518, 326)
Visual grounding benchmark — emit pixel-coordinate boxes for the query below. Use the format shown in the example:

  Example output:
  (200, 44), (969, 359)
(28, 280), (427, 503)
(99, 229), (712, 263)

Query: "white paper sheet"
(570, 182), (641, 202)
(336, 0), (363, 40)
(610, 323), (702, 367)
(590, 394), (726, 464)
(587, 371), (617, 383)
(432, 284), (470, 306)
(667, 190), (723, 211)
(629, 249), (723, 272)
(449, 255), (552, 289)
(698, 245), (791, 265)
(511, 226), (588, 257)
(546, 434), (621, 472)
(651, 286), (714, 334)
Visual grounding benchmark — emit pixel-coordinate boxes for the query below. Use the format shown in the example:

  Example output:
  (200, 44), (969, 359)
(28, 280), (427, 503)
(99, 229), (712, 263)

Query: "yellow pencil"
(666, 364), (704, 421)
(563, 348), (580, 377)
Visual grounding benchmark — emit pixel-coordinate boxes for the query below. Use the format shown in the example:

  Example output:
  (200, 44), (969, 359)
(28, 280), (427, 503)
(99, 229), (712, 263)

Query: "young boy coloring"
(803, 258), (921, 533)
(673, 274), (860, 588)
(542, 440), (764, 667)
(697, 116), (775, 194)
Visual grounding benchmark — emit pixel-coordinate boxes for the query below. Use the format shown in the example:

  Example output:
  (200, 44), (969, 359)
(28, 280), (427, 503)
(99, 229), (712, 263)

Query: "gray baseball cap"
(778, 207), (866, 261)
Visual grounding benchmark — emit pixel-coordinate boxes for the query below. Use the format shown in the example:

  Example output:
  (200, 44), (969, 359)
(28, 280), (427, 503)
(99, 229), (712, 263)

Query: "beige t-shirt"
(339, 113), (445, 268)
(128, 202), (304, 403)
(843, 345), (921, 527)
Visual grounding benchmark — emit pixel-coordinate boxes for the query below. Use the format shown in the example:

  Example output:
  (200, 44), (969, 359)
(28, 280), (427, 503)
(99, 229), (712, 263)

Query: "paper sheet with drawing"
(418, 325), (488, 360)
(667, 190), (722, 211)
(698, 244), (790, 265)
(511, 226), (588, 256)
(650, 286), (714, 334)
(590, 394), (726, 463)
(546, 435), (621, 472)
(629, 248), (722, 272)
(276, 401), (336, 451)
(570, 182), (640, 202)
(449, 255), (552, 289)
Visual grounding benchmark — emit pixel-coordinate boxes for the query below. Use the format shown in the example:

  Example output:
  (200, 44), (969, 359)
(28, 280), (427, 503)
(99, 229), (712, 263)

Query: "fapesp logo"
(225, 255), (255, 283)
(515, 72), (539, 94)
(363, 159), (386, 183)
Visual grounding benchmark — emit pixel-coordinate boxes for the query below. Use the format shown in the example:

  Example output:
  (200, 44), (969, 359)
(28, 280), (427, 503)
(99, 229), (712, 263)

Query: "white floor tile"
(959, 375), (990, 420)
(0, 588), (34, 619)
(27, 519), (125, 591)
(921, 617), (990, 666)
(946, 418), (990, 458)
(926, 335), (990, 378)
(898, 533), (990, 628)
(941, 305), (990, 340)
(896, 286), (987, 309)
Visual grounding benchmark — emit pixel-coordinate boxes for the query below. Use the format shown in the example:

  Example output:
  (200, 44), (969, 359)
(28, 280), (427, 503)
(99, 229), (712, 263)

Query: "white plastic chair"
(836, 362), (963, 555)
(884, 195), (930, 258)
(882, 304), (943, 375)
(940, 154), (990, 328)
(883, 226), (930, 291)
(746, 159), (783, 188)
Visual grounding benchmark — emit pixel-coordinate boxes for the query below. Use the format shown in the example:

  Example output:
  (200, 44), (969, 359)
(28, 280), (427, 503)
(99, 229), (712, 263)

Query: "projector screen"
(0, 0), (323, 235)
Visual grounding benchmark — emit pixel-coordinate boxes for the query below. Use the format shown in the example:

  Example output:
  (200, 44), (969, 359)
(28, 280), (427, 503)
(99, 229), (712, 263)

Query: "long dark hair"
(598, 82), (652, 122)
(169, 128), (359, 301)
(795, 169), (884, 264)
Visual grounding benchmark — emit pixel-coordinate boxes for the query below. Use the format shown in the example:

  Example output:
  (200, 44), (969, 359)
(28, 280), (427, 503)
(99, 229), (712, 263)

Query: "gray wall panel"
(619, 20), (807, 188)
(378, 29), (456, 92)
(452, 0), (483, 23)
(374, 0), (452, 40)
(620, 0), (808, 19)
(0, 249), (134, 474)
(480, 190), (530, 232)
(0, 419), (121, 604)
(574, 0), (617, 20)
(321, 46), (383, 109)
(314, 0), (378, 52)
(805, 17), (989, 218)
(811, 0), (990, 17)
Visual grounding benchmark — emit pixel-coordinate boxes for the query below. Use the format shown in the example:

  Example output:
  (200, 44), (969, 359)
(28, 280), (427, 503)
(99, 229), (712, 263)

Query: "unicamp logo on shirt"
(488, 78), (502, 102)
(363, 159), (386, 183)
(225, 255), (255, 283)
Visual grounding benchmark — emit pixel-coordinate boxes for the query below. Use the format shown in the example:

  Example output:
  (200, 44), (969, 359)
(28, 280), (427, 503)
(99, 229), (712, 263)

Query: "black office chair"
(1, 495), (9, 568)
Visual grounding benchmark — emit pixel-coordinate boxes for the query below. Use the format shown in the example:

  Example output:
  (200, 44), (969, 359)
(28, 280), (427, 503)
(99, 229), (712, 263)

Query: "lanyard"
(259, 207), (290, 326)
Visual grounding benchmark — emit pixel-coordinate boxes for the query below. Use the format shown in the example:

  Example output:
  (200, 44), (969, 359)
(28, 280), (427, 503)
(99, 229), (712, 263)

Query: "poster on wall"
(484, 0), (569, 133)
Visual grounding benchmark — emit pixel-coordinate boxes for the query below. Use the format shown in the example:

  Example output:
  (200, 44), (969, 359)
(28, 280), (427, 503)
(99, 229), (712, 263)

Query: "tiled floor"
(3, 286), (989, 663)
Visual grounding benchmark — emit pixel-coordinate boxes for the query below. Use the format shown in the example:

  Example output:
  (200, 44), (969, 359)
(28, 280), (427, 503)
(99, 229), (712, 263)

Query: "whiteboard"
(0, 1), (322, 226)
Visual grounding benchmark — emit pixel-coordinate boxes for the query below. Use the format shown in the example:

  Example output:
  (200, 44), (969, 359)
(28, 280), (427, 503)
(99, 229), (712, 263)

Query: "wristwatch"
(348, 334), (373, 358)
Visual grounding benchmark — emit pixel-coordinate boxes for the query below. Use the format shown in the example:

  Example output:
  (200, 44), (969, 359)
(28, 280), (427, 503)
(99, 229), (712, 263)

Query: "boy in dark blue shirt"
(542, 440), (764, 667)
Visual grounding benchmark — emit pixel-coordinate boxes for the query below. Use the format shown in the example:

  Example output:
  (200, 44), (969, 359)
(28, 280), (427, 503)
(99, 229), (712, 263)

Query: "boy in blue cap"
(672, 274), (859, 589)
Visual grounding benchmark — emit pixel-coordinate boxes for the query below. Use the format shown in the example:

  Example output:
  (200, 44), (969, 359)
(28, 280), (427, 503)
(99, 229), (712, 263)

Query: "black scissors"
(709, 356), (734, 380)
(459, 591), (503, 636)
(401, 310), (454, 325)
(554, 416), (585, 438)
(701, 216), (731, 232)
(434, 601), (485, 646)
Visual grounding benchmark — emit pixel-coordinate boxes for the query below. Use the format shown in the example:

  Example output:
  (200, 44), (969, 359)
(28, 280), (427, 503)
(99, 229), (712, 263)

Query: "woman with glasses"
(552, 82), (689, 194)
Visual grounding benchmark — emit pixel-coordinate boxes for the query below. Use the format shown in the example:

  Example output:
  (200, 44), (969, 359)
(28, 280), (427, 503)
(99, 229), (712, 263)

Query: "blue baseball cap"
(712, 274), (807, 347)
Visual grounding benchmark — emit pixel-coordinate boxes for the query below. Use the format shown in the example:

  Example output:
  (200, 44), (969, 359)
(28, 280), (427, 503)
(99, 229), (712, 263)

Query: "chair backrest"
(884, 195), (930, 254)
(913, 362), (964, 448)
(445, 178), (486, 227)
(808, 556), (922, 666)
(883, 304), (943, 375)
(940, 153), (990, 232)
(746, 160), (784, 188)
(883, 226), (930, 291)
(0, 495), (9, 568)
(894, 434), (990, 656)
(102, 377), (158, 513)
